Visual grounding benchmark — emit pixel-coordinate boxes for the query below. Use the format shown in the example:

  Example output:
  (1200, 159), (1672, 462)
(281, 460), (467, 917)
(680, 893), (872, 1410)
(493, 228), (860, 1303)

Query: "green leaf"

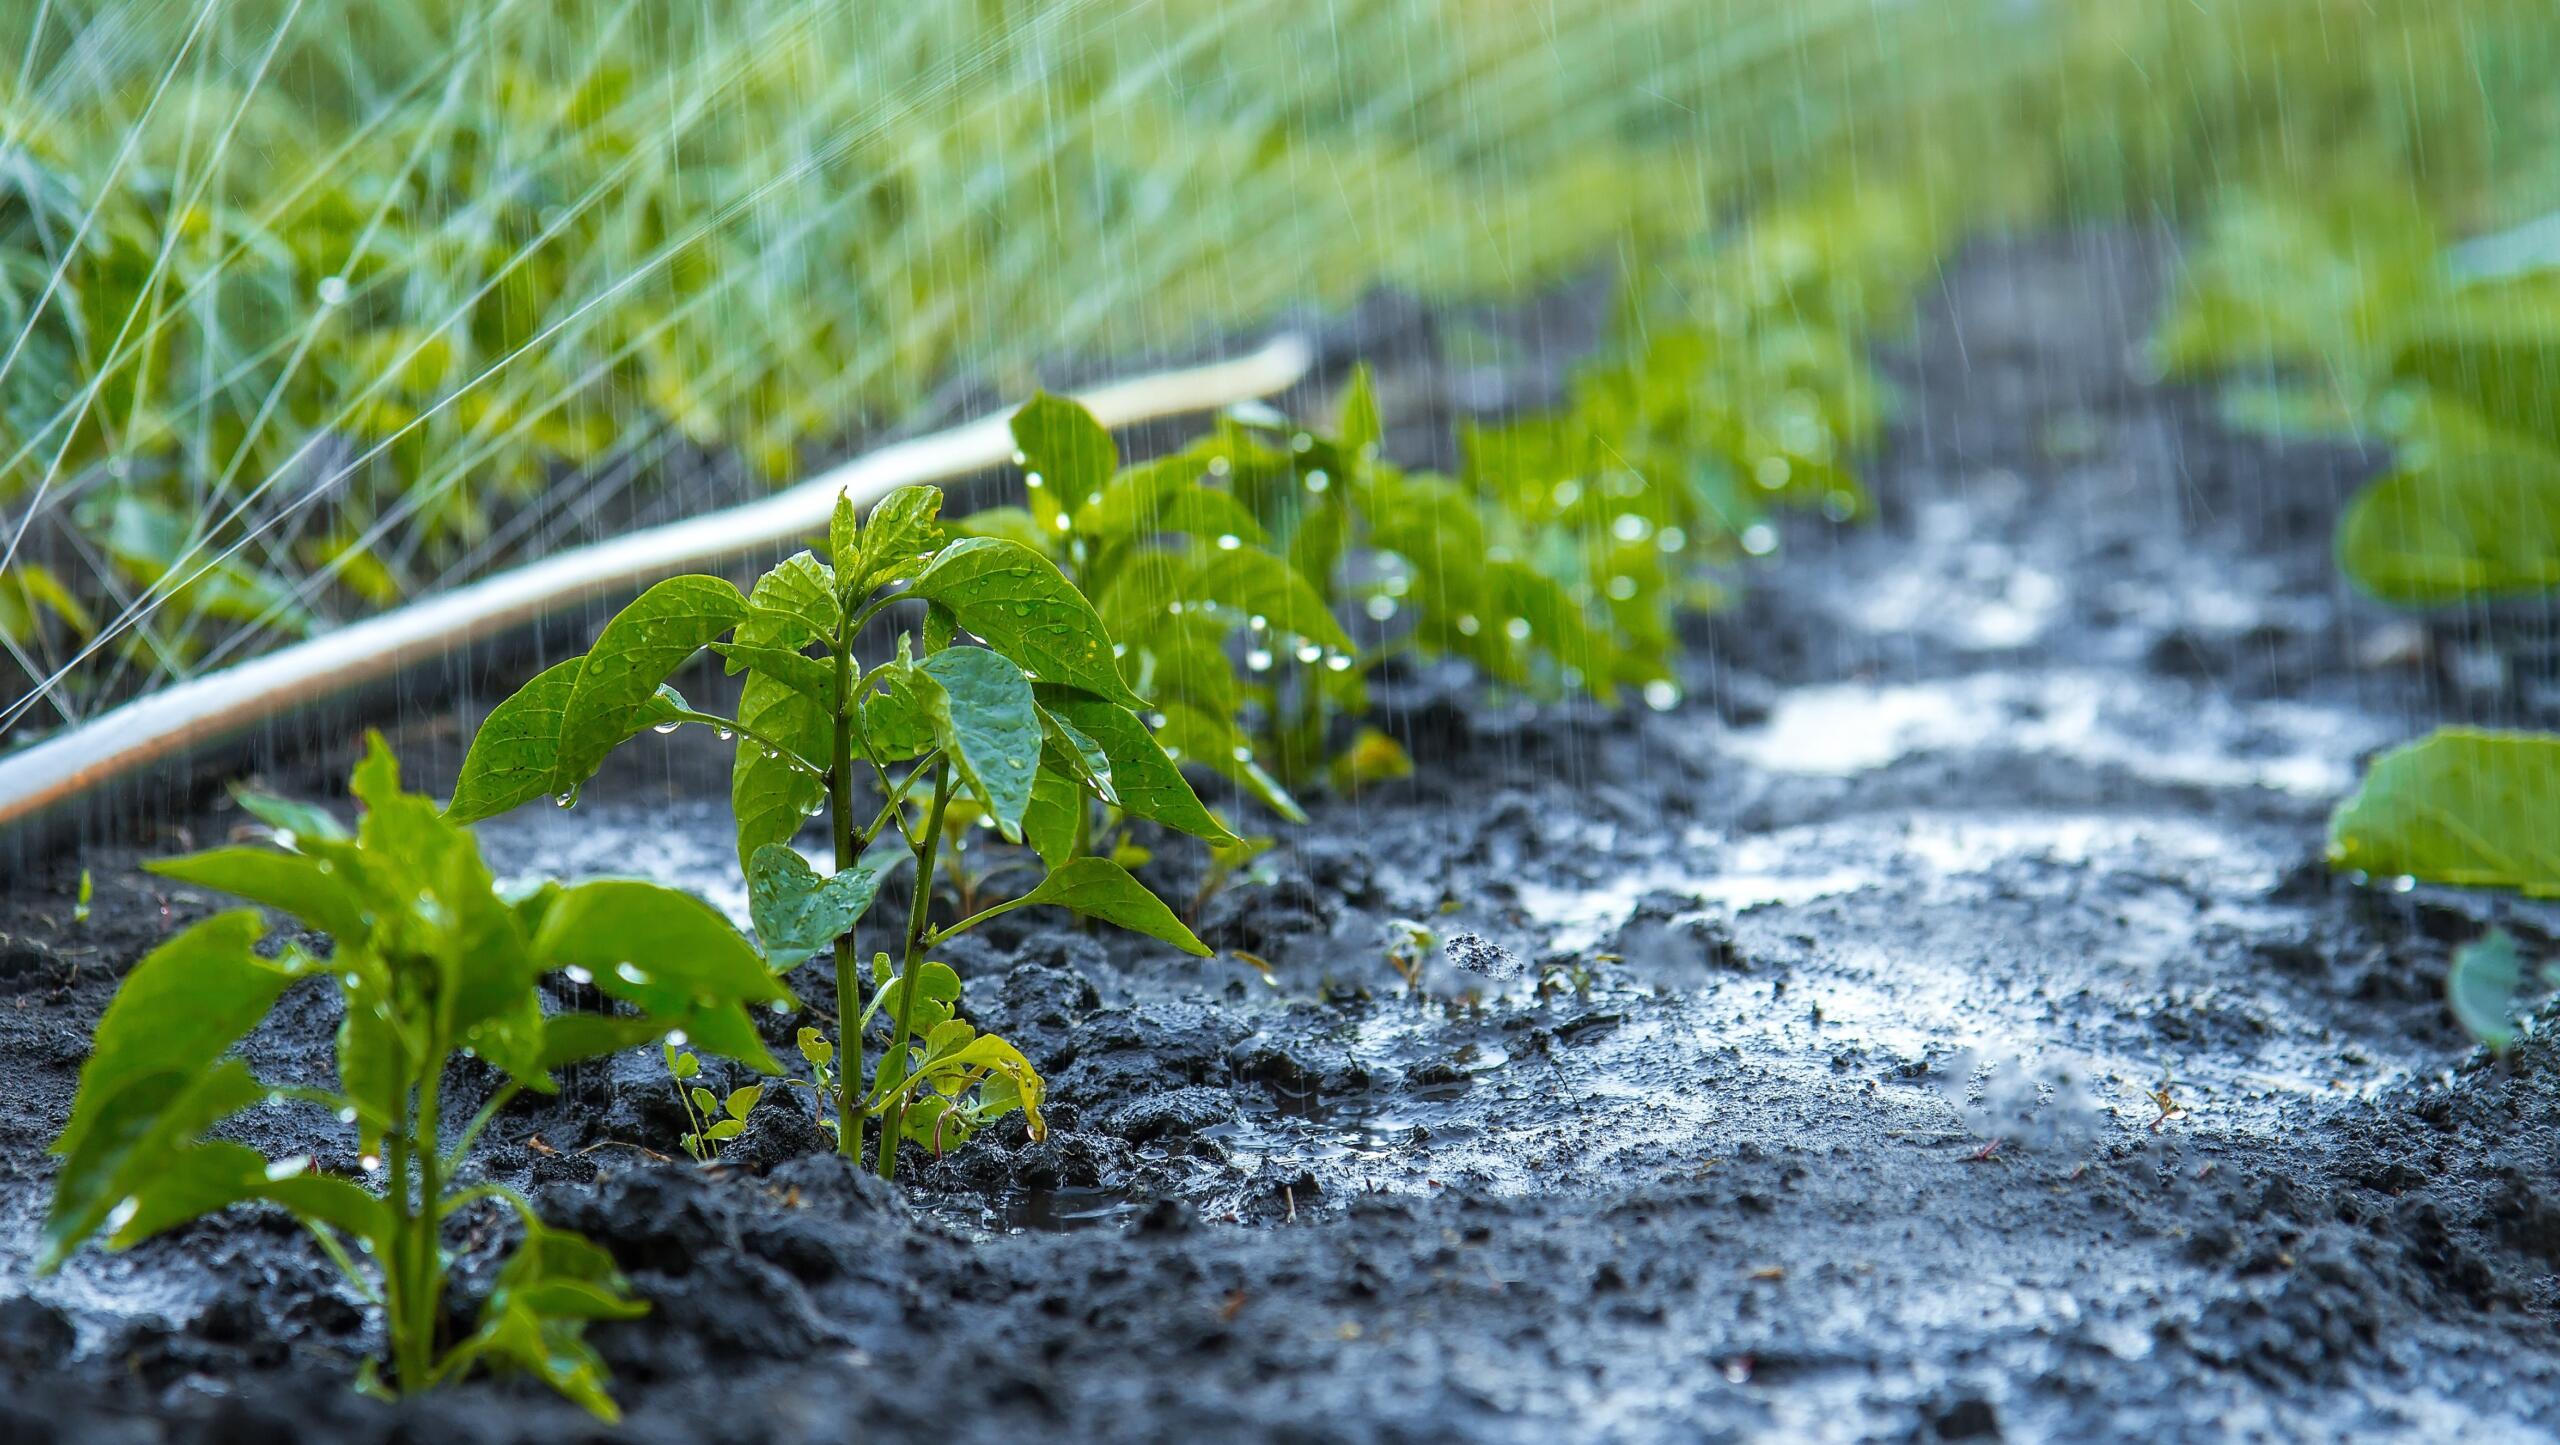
(45, 1060), (271, 1273)
(1022, 759), (1084, 869)
(1036, 688), (1237, 844)
(2337, 444), (2560, 607)
(1181, 546), (1354, 653)
(447, 658), (581, 822)
(876, 961), (963, 1036)
(858, 652), (942, 762)
(701, 1118), (745, 1141)
(876, 1032), (1048, 1141)
(746, 834), (910, 971)
(108, 1143), (389, 1254)
(829, 490), (861, 574)
(146, 847), (369, 940)
(539, 1014), (670, 1073)
(797, 1026), (834, 1069)
(49, 912), (303, 1170)
(1156, 703), (1305, 823)
(850, 485), (946, 594)
(1075, 459), (1268, 548)
(954, 506), (1054, 556)
(230, 785), (349, 843)
(1037, 705), (1115, 801)
(2392, 306), (2560, 446)
(724, 1085), (763, 1122)
(911, 537), (1144, 707)
(1008, 858), (1210, 955)
(556, 576), (750, 783)
(740, 552), (841, 648)
(1012, 392), (1117, 534)
(713, 642), (838, 711)
(921, 647), (1042, 840)
(728, 559), (839, 867)
(453, 1221), (646, 1421)
(2448, 928), (2527, 1052)
(533, 881), (796, 1071)
(1337, 364), (1383, 460)
(2328, 728), (2560, 896)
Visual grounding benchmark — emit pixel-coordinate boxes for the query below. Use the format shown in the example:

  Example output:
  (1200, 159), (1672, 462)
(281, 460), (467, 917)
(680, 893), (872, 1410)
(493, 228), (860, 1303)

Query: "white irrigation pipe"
(0, 335), (1314, 835)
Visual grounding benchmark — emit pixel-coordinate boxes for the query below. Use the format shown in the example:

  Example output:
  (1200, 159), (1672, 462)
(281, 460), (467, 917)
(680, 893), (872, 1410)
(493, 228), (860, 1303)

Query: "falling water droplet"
(552, 787), (580, 808)
(337, 1106), (358, 1124)
(1325, 653), (1353, 672)
(665, 1029), (689, 1047)
(1741, 523), (1779, 556)
(1642, 680), (1682, 712)
(1365, 596), (1399, 621)
(1245, 648), (1275, 672)
(316, 275), (350, 306)
(1455, 614), (1481, 637)
(1216, 533), (1243, 551)
(1504, 618), (1532, 641)
(360, 1155), (383, 1174)
(1305, 470), (1330, 493)
(1294, 642), (1323, 664)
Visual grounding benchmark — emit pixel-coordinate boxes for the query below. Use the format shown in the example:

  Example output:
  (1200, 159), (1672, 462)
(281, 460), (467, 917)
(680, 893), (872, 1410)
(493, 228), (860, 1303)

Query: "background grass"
(1, 0), (2554, 735)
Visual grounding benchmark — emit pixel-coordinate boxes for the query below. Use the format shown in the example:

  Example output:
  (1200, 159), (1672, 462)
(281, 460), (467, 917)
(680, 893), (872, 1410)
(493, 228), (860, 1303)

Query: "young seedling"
(665, 1042), (764, 1163)
(446, 483), (1221, 1180)
(42, 736), (792, 1418)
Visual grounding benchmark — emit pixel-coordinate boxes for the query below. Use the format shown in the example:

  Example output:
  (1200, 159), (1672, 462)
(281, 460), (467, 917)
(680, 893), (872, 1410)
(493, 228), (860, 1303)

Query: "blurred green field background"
(2, 0), (2554, 730)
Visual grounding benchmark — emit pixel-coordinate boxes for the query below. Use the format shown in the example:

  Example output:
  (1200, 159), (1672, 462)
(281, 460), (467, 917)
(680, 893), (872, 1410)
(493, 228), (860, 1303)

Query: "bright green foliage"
(448, 485), (1222, 1177)
(2328, 729), (2560, 897)
(2169, 192), (2560, 926)
(46, 734), (787, 1418)
(664, 1042), (764, 1163)
(2443, 929), (2560, 1054)
(2160, 186), (2560, 607)
(973, 230), (1915, 786)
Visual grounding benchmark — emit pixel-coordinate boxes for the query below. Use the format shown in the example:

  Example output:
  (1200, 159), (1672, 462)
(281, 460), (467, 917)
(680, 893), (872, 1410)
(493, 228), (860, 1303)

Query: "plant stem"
(874, 760), (955, 1180)
(384, 1122), (425, 1393)
(830, 619), (865, 1162)
(407, 1055), (445, 1390)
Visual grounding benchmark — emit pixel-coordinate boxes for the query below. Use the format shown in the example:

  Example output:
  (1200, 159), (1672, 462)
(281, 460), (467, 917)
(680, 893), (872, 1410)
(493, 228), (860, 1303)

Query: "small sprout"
(73, 868), (91, 925)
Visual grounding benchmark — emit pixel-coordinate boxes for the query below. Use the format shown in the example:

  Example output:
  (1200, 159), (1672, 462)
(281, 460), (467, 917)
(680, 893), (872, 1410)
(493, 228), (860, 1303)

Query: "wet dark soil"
(6, 230), (2560, 1442)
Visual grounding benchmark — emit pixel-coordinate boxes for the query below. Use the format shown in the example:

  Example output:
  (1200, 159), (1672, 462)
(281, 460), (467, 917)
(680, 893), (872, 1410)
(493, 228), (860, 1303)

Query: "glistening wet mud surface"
(6, 230), (2560, 1441)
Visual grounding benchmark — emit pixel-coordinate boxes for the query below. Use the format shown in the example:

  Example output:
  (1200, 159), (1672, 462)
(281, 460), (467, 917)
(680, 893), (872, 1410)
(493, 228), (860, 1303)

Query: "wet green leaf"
(1012, 393), (1117, 534)
(911, 537), (1144, 706)
(1010, 858), (1210, 955)
(829, 490), (862, 574)
(714, 642), (838, 712)
(921, 647), (1042, 840)
(2329, 728), (2560, 896)
(2448, 928), (2527, 1052)
(146, 847), (369, 940)
(850, 485), (946, 595)
(955, 505), (1054, 555)
(533, 881), (796, 1071)
(1180, 546), (1354, 653)
(556, 576), (750, 782)
(746, 835), (910, 971)
(2336, 443), (2560, 607)
(1022, 756), (1086, 869)
(1036, 687), (1237, 844)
